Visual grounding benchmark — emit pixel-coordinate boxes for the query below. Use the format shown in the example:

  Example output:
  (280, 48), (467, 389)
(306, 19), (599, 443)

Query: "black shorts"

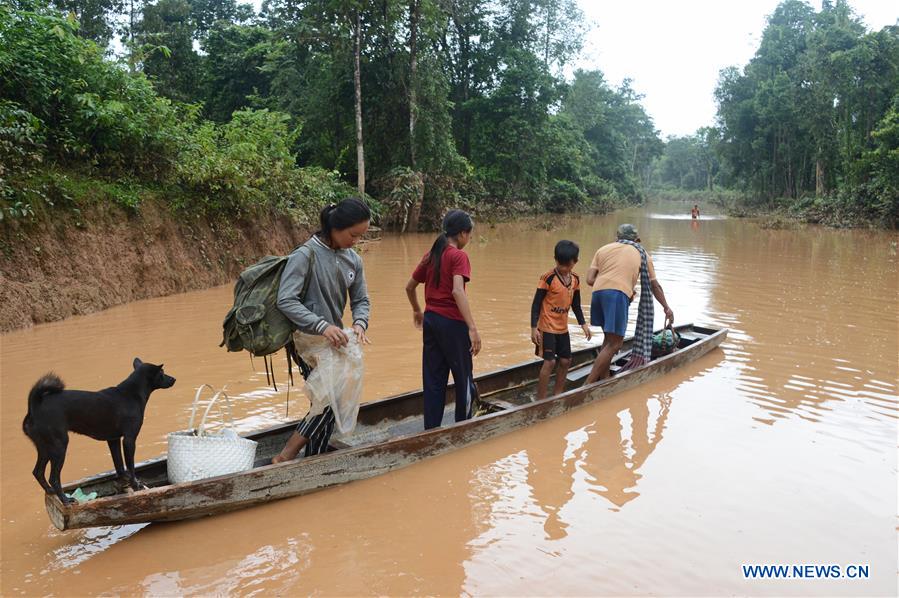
(537, 331), (571, 360)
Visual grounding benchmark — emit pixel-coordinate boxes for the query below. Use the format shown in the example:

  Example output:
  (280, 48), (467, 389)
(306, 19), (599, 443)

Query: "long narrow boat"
(46, 324), (727, 530)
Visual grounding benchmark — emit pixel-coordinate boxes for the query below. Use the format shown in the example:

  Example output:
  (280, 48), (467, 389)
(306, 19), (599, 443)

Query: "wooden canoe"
(45, 324), (727, 530)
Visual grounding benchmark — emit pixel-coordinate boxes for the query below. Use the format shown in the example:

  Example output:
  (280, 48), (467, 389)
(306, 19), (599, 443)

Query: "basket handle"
(188, 384), (217, 431)
(197, 390), (235, 437)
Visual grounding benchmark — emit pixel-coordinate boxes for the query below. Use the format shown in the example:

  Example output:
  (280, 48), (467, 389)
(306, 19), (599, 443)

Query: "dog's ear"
(133, 357), (143, 369)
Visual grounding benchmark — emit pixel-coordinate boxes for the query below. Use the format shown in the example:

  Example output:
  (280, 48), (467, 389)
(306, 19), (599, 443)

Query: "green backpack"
(220, 246), (315, 358)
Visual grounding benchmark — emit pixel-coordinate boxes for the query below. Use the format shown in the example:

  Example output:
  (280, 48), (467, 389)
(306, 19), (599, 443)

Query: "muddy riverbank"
(0, 201), (309, 332)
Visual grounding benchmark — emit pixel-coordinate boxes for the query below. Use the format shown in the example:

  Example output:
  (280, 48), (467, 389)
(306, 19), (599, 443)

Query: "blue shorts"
(590, 289), (630, 336)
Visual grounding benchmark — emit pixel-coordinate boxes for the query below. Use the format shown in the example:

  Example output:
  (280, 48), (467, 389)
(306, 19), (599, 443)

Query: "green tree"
(714, 0), (898, 217)
(436, 0), (494, 159)
(469, 46), (558, 197)
(535, 0), (585, 74)
(50, 0), (123, 45)
(561, 70), (661, 198)
(190, 0), (253, 39)
(202, 23), (272, 121)
(0, 4), (183, 175)
(136, 0), (202, 103)
(860, 98), (899, 225)
(653, 129), (720, 191)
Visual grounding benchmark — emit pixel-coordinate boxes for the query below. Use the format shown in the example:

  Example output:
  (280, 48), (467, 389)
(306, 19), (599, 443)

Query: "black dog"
(22, 358), (176, 504)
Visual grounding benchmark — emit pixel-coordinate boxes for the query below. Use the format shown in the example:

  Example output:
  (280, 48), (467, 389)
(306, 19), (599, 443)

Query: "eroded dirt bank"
(0, 202), (309, 332)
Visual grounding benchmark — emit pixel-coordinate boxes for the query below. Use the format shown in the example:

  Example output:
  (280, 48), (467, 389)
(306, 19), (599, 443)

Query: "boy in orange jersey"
(530, 240), (592, 401)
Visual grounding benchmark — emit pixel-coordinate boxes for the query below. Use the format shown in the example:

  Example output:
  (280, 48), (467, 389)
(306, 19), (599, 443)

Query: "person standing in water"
(272, 198), (372, 462)
(691, 204), (700, 219)
(405, 210), (482, 430)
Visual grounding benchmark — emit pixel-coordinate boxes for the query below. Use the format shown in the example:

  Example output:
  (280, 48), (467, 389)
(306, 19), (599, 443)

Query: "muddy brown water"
(1, 203), (896, 596)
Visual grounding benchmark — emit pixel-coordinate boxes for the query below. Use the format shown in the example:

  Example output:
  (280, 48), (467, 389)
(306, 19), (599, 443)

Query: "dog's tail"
(23, 373), (65, 435)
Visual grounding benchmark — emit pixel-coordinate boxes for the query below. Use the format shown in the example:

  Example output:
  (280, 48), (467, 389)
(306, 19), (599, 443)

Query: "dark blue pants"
(422, 311), (475, 429)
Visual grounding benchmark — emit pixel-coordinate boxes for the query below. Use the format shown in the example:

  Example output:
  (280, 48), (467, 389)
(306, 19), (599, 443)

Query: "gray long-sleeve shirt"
(276, 235), (370, 335)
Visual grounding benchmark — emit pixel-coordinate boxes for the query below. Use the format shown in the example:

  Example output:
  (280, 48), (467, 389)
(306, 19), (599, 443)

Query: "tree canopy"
(1, 0), (664, 224)
(652, 0), (899, 226)
(6, 0), (893, 226)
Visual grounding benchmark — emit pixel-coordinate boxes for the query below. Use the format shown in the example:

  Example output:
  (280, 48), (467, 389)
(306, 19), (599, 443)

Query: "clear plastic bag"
(292, 329), (364, 434)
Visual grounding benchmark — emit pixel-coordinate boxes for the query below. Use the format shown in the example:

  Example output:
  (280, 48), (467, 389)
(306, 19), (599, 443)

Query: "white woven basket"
(167, 385), (258, 484)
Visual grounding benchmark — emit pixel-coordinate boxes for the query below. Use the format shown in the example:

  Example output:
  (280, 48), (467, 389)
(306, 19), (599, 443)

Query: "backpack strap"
(296, 245), (316, 303)
(269, 355), (277, 391)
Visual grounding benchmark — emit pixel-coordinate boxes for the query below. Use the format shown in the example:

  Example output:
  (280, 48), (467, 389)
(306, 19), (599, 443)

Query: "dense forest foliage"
(651, 0), (899, 226)
(3, 0), (895, 229)
(1, 0), (662, 229)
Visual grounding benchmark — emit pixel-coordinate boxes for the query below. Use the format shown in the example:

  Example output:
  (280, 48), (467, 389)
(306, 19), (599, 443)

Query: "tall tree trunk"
(543, 1), (553, 68)
(771, 127), (778, 200)
(815, 158), (825, 196)
(453, 14), (471, 158)
(408, 0), (420, 171)
(406, 0), (422, 232)
(844, 105), (851, 178)
(353, 10), (366, 196)
(127, 0), (136, 71)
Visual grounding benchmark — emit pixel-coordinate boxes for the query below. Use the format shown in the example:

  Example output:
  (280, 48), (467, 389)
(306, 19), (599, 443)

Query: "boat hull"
(46, 325), (727, 530)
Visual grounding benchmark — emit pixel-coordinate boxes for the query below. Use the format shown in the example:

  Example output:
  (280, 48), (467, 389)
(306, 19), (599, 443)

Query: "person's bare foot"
(271, 450), (300, 464)
(271, 431), (307, 464)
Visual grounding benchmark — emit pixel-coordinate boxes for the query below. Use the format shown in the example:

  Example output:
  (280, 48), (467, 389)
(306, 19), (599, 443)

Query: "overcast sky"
(575, 0), (898, 137)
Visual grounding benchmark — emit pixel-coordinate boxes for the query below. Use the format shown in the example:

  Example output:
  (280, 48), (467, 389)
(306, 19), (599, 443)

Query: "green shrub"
(0, 100), (45, 211)
(373, 167), (425, 231)
(0, 7), (184, 178)
(544, 179), (587, 213)
(285, 167), (360, 224)
(0, 100), (44, 177)
(176, 135), (358, 216)
(859, 102), (899, 227)
(0, 7), (358, 221)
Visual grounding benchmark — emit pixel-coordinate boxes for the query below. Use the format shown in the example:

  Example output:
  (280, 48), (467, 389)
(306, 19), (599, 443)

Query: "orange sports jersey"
(536, 269), (579, 333)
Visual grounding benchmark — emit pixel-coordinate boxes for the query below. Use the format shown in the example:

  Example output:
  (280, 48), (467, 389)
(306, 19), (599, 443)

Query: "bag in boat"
(651, 325), (681, 358)
(167, 385), (258, 484)
(292, 329), (364, 434)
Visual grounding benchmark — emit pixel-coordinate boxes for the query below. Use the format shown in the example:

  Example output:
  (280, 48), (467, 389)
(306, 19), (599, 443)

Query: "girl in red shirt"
(405, 210), (481, 429)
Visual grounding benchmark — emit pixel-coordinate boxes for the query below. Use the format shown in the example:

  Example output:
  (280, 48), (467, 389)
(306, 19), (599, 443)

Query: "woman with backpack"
(404, 210), (482, 430)
(272, 197), (372, 462)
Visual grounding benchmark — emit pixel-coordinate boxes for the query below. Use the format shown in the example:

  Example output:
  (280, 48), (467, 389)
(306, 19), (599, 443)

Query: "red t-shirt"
(411, 245), (472, 321)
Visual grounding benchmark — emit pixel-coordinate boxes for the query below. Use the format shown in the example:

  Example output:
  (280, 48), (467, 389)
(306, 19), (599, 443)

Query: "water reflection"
(523, 390), (673, 542)
(700, 218), (899, 428)
(53, 462), (481, 596)
(46, 524), (146, 572)
(580, 393), (671, 509)
(471, 364), (695, 552)
(460, 354), (731, 596)
(528, 432), (579, 540)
